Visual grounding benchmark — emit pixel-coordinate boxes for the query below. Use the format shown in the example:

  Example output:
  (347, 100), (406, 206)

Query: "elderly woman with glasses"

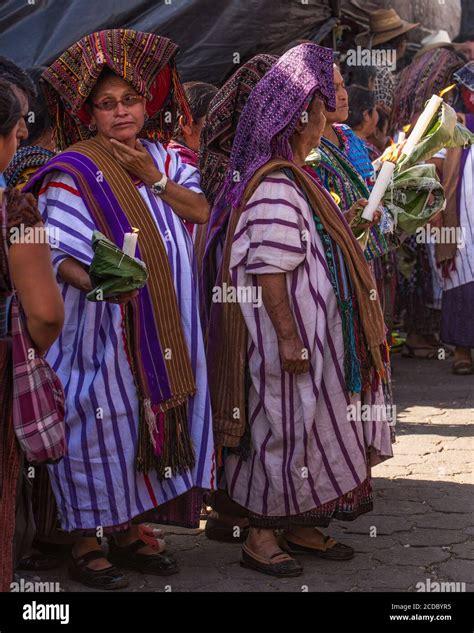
(26, 29), (214, 590)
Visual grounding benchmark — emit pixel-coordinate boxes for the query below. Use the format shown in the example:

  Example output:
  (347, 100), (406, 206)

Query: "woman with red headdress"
(26, 29), (214, 589)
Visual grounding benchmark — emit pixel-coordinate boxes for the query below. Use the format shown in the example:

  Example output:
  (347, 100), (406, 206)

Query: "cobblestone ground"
(18, 354), (473, 592)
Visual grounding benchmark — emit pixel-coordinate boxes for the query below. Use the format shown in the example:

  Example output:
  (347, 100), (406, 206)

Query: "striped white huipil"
(37, 141), (215, 532)
(224, 172), (393, 518)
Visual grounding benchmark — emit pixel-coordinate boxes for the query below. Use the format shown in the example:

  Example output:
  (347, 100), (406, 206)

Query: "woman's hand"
(345, 199), (381, 229)
(109, 138), (161, 185)
(109, 138), (209, 224)
(278, 334), (310, 374)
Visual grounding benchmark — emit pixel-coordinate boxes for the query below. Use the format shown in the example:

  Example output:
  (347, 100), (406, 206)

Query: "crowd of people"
(0, 7), (472, 590)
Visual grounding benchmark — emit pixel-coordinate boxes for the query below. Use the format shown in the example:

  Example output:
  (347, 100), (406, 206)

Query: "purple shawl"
(220, 43), (336, 211)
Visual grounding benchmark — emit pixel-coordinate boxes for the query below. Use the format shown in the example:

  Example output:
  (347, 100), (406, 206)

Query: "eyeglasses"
(92, 94), (144, 111)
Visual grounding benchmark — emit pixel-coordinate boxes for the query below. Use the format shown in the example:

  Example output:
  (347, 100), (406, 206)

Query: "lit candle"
(402, 95), (442, 158)
(362, 160), (396, 222)
(122, 227), (139, 257)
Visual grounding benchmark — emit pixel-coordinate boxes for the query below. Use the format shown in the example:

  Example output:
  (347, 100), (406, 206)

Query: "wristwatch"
(150, 173), (168, 195)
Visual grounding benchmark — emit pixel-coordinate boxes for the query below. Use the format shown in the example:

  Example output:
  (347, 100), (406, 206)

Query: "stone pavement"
(18, 353), (473, 592)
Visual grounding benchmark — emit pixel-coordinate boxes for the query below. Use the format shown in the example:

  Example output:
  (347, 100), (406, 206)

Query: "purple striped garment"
(224, 172), (393, 518)
(37, 141), (214, 532)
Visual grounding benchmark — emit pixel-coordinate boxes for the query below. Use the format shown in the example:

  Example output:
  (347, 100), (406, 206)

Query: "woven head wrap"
(41, 29), (191, 150)
(222, 43), (336, 210)
(199, 54), (278, 207)
(391, 47), (464, 128)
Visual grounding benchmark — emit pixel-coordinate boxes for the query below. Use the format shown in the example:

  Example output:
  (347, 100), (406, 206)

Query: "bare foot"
(286, 527), (327, 548)
(72, 537), (112, 571)
(453, 346), (472, 363)
(245, 527), (288, 560)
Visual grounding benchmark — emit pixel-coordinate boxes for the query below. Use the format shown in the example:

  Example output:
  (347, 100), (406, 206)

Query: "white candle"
(122, 230), (138, 257)
(402, 95), (442, 158)
(362, 160), (396, 221)
(397, 131), (406, 144)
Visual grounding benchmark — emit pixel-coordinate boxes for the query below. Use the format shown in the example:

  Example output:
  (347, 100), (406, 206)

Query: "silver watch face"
(152, 183), (165, 194)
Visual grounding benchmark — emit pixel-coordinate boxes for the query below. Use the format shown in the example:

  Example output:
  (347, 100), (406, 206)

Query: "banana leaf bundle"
(86, 231), (148, 302)
(397, 102), (474, 172)
(381, 102), (474, 236)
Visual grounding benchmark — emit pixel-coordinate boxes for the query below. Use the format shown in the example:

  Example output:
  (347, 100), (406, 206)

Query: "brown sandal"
(279, 532), (354, 561)
(240, 542), (303, 577)
(452, 359), (473, 375)
(402, 344), (438, 360)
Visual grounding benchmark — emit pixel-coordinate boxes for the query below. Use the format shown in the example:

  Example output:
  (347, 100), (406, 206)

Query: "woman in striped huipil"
(26, 30), (215, 590)
(206, 43), (393, 578)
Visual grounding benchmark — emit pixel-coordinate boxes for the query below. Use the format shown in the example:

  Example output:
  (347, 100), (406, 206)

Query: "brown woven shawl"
(208, 159), (386, 448)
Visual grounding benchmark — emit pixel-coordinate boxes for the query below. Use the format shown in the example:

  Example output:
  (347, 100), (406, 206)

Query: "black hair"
(87, 67), (120, 106)
(24, 66), (51, 145)
(376, 106), (388, 133)
(0, 78), (21, 137)
(343, 64), (377, 89)
(182, 81), (218, 122)
(346, 85), (376, 128)
(0, 55), (36, 105)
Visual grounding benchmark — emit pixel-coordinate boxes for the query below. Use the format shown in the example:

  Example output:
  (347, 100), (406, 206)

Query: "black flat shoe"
(108, 539), (178, 576)
(205, 516), (249, 543)
(68, 550), (129, 590)
(18, 552), (61, 571)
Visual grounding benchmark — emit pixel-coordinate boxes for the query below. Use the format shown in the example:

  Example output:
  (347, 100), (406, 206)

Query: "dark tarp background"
(0, 0), (337, 86)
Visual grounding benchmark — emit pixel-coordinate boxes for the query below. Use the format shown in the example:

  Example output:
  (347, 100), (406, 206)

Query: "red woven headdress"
(42, 29), (191, 150)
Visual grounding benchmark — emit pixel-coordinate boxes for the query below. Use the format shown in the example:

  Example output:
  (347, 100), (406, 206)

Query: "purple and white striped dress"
(224, 172), (393, 522)
(37, 141), (215, 532)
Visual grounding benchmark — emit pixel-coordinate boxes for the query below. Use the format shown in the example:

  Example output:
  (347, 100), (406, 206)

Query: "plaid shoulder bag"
(1, 186), (66, 465)
(10, 297), (66, 465)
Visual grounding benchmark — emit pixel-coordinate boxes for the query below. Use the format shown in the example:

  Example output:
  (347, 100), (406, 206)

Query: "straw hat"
(414, 30), (453, 58)
(355, 8), (420, 48)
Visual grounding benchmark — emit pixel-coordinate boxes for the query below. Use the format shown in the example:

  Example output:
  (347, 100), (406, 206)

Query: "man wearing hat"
(355, 8), (419, 113)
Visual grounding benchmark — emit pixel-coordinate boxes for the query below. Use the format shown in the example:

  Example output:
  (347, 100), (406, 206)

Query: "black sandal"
(205, 516), (249, 543)
(108, 539), (178, 576)
(68, 550), (129, 590)
(241, 543), (303, 577)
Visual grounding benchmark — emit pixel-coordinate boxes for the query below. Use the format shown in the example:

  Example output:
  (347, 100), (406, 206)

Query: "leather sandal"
(108, 539), (178, 576)
(240, 542), (303, 577)
(452, 359), (473, 375)
(279, 532), (354, 561)
(68, 549), (129, 590)
(402, 344), (438, 360)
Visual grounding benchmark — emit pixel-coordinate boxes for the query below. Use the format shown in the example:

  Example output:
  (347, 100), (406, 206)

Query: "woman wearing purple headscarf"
(206, 43), (393, 577)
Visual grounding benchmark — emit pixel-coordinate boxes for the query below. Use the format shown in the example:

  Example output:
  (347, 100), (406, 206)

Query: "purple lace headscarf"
(221, 43), (336, 209)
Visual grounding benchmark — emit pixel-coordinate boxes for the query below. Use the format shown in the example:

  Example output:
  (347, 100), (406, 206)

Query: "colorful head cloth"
(199, 54), (278, 207)
(391, 47), (464, 128)
(221, 43), (336, 210)
(41, 29), (191, 150)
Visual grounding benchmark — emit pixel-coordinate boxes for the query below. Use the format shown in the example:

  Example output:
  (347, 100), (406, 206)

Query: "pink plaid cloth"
(11, 298), (66, 465)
